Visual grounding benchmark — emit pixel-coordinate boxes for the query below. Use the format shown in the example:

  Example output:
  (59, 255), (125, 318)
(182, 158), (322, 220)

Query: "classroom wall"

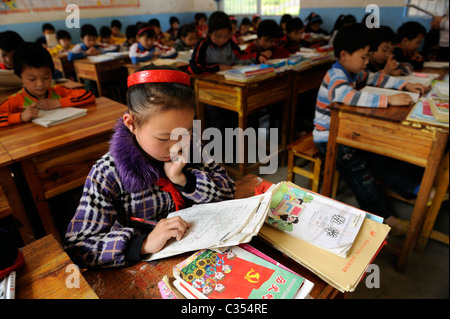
(0, 0), (437, 43)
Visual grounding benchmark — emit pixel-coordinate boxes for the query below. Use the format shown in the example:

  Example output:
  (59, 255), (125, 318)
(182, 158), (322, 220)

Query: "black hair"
(195, 13), (207, 24)
(333, 23), (371, 58)
(179, 23), (196, 38)
(126, 65), (195, 127)
(0, 30), (24, 52)
(126, 24), (138, 40)
(397, 21), (426, 41)
(240, 17), (251, 27)
(280, 14), (292, 25)
(370, 25), (396, 51)
(42, 23), (55, 32)
(257, 19), (283, 39)
(148, 18), (161, 28)
(111, 19), (122, 29)
(305, 12), (323, 25)
(80, 24), (98, 38)
(136, 23), (156, 39)
(13, 42), (54, 77)
(56, 30), (71, 41)
(170, 16), (180, 25)
(332, 14), (356, 32)
(286, 17), (304, 33)
(100, 26), (111, 38)
(208, 11), (232, 33)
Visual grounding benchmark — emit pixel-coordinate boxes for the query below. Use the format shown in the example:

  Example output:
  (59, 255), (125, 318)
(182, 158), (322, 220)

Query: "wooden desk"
(194, 72), (291, 178)
(52, 54), (75, 79)
(73, 57), (130, 96)
(321, 99), (449, 272)
(0, 97), (127, 242)
(83, 174), (343, 299)
(16, 234), (98, 299)
(126, 61), (189, 75)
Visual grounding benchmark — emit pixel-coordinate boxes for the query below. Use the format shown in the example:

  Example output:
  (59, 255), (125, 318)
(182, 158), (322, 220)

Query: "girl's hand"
(140, 216), (190, 254)
(36, 99), (61, 110)
(405, 83), (427, 95)
(388, 93), (413, 106)
(20, 104), (39, 122)
(164, 159), (187, 187)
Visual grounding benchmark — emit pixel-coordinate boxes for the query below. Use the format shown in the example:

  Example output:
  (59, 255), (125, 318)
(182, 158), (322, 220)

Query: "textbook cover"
(173, 246), (304, 299)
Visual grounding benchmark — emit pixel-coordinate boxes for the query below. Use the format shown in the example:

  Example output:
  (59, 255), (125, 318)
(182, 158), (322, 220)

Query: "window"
(222, 0), (300, 16)
(406, 0), (448, 17)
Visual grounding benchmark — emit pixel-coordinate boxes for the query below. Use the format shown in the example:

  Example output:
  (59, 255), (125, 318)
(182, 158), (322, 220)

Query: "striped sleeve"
(0, 94), (24, 127)
(366, 71), (408, 90)
(54, 85), (96, 108)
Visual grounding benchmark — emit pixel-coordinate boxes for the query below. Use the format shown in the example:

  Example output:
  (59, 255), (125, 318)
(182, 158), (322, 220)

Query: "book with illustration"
(172, 246), (305, 299)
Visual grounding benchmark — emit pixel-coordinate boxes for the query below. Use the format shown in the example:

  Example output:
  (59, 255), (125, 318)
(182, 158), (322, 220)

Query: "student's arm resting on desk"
(68, 43), (87, 61)
(53, 85), (96, 107)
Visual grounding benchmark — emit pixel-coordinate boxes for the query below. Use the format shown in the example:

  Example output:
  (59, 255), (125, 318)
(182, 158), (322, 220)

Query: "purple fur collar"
(109, 120), (161, 193)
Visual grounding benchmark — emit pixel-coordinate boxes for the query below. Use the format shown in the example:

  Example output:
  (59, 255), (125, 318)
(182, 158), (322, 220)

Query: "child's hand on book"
(86, 47), (101, 56)
(405, 83), (427, 95)
(388, 93), (413, 106)
(20, 104), (39, 122)
(36, 99), (61, 110)
(140, 216), (191, 254)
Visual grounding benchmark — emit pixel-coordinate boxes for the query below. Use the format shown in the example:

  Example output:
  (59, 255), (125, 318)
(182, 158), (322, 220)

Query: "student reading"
(313, 24), (426, 235)
(0, 42), (95, 127)
(64, 65), (236, 268)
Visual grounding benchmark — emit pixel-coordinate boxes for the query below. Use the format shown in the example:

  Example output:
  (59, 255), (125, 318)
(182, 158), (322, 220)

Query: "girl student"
(128, 23), (177, 64)
(64, 65), (236, 268)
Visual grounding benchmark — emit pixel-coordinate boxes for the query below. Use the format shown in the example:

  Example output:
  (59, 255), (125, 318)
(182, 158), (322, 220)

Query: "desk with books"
(321, 73), (449, 272)
(0, 97), (127, 242)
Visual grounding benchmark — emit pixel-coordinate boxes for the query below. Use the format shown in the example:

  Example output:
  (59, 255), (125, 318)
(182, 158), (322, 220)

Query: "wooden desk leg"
(0, 167), (36, 245)
(21, 159), (61, 243)
(416, 151), (449, 253)
(237, 88), (248, 179)
(322, 108), (340, 197)
(397, 131), (448, 272)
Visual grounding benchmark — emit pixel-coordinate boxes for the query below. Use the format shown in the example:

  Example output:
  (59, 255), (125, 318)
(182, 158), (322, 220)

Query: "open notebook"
(32, 107), (87, 127)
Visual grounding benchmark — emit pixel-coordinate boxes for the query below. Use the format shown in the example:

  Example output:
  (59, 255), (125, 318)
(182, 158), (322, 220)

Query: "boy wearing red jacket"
(0, 42), (95, 127)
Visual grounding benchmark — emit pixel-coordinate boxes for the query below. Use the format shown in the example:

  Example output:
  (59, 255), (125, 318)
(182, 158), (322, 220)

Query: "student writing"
(64, 65), (236, 268)
(68, 24), (116, 61)
(0, 42), (95, 127)
(278, 17), (305, 54)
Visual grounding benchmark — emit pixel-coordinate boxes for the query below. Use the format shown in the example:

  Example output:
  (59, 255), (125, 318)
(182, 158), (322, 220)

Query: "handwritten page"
(146, 192), (273, 261)
(361, 86), (420, 103)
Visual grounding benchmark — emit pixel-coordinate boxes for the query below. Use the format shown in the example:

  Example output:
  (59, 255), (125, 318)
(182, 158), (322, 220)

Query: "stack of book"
(223, 65), (276, 83)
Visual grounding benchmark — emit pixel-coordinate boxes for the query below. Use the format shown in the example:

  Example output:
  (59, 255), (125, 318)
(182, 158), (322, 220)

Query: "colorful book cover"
(266, 183), (365, 258)
(173, 246), (304, 299)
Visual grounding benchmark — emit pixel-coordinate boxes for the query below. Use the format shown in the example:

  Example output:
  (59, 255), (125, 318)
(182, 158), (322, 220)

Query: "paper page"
(361, 86), (420, 103)
(32, 107), (87, 127)
(147, 195), (266, 260)
(423, 61), (449, 69)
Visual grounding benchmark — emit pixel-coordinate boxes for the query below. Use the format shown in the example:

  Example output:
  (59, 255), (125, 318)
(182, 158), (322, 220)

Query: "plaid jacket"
(64, 120), (236, 268)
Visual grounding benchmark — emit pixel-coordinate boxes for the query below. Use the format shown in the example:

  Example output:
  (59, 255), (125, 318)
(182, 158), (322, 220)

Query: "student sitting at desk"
(0, 31), (23, 93)
(0, 42), (95, 127)
(278, 17), (305, 54)
(48, 30), (74, 56)
(313, 24), (426, 235)
(189, 11), (255, 74)
(244, 19), (290, 63)
(120, 25), (137, 52)
(393, 22), (427, 72)
(367, 26), (402, 76)
(129, 23), (177, 65)
(174, 23), (198, 52)
(68, 24), (116, 61)
(64, 65), (236, 268)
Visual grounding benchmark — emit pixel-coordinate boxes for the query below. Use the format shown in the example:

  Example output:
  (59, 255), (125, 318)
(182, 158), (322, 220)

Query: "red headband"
(127, 70), (191, 87)
(137, 26), (154, 36)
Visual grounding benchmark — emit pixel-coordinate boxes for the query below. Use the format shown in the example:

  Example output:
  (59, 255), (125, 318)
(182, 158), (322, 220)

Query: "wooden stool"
(287, 132), (339, 196)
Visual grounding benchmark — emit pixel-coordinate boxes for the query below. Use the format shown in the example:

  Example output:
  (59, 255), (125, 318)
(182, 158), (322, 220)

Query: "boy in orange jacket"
(0, 42), (95, 127)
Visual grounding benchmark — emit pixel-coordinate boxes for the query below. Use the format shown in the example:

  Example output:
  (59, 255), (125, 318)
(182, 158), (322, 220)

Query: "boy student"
(48, 30), (74, 56)
(110, 19), (126, 39)
(189, 11), (255, 74)
(278, 17), (305, 54)
(0, 42), (95, 127)
(149, 18), (173, 47)
(68, 24), (116, 61)
(313, 24), (426, 235)
(0, 31), (23, 93)
(393, 21), (427, 71)
(120, 24), (137, 52)
(174, 24), (198, 52)
(244, 19), (290, 63)
(368, 26), (402, 76)
(35, 23), (56, 48)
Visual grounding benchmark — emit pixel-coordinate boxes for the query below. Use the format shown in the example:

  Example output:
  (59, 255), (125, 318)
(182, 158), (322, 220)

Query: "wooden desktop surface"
(82, 174), (343, 299)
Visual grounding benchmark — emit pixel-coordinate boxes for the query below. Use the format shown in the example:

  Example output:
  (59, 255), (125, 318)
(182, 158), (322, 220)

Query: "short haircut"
(195, 13), (207, 24)
(56, 30), (71, 41)
(42, 23), (55, 32)
(240, 17), (251, 27)
(100, 26), (111, 38)
(170, 16), (180, 25)
(0, 30), (24, 52)
(136, 23), (156, 39)
(80, 24), (98, 38)
(208, 11), (232, 33)
(397, 21), (426, 41)
(126, 65), (195, 128)
(111, 19), (122, 29)
(13, 42), (54, 77)
(179, 23), (196, 38)
(148, 18), (161, 28)
(257, 19), (283, 39)
(125, 25), (138, 40)
(370, 25), (396, 51)
(286, 17), (304, 33)
(333, 23), (371, 57)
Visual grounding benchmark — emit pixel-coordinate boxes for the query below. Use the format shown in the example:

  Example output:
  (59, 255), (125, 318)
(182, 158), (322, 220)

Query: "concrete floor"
(259, 164), (449, 299)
